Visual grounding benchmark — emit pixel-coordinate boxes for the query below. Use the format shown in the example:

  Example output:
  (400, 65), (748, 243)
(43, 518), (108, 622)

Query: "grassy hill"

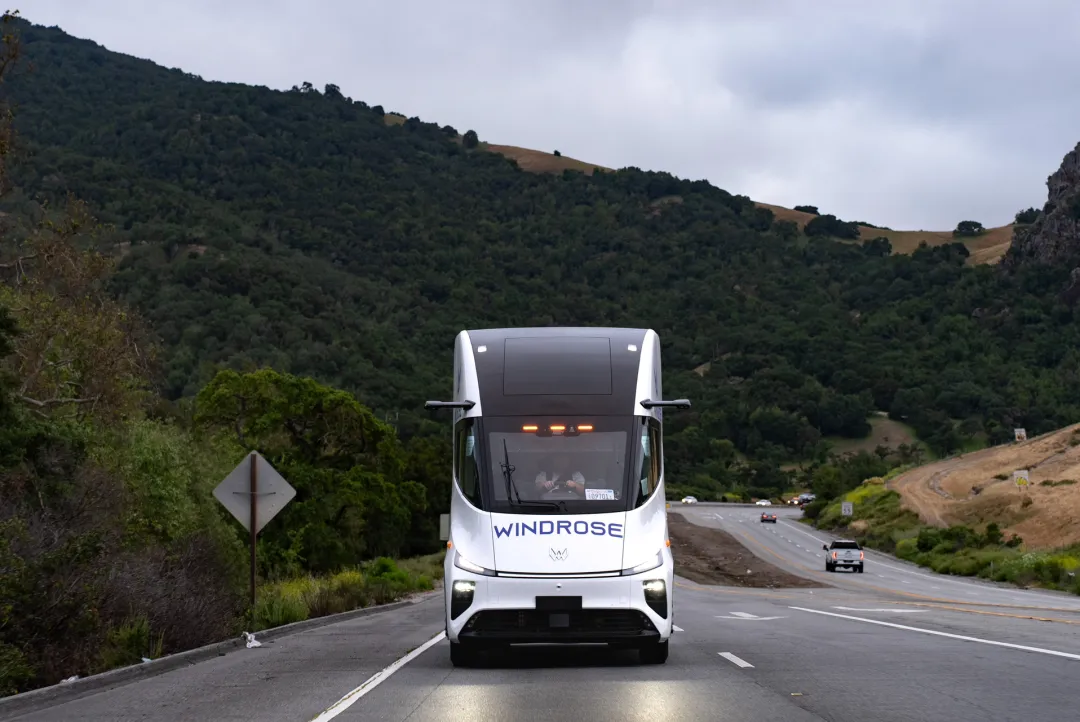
(4, 16), (1080, 501)
(754, 202), (1015, 264)
(805, 423), (1080, 596)
(438, 137), (1018, 265)
(891, 423), (1080, 549)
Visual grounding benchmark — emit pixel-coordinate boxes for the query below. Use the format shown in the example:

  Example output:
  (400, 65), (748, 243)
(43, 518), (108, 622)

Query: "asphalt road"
(676, 503), (1080, 613)
(6, 507), (1080, 721)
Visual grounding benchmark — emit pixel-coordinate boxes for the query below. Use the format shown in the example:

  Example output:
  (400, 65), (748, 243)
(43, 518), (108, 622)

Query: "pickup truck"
(823, 539), (864, 573)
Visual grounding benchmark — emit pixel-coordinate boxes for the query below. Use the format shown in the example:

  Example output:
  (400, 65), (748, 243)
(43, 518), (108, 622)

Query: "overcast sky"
(16, 0), (1080, 229)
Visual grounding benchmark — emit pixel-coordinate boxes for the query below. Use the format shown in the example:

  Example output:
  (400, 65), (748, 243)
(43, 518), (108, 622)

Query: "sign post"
(213, 451), (296, 608)
(841, 501), (853, 517)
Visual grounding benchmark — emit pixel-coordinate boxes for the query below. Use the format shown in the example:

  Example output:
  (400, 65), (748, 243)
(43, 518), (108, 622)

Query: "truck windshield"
(481, 415), (634, 515)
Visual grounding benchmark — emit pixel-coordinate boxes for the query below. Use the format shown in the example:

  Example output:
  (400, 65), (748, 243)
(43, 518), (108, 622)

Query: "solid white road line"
(790, 607), (1080, 661)
(308, 631), (446, 721)
(719, 652), (755, 668)
(779, 519), (1072, 604)
(832, 606), (927, 613)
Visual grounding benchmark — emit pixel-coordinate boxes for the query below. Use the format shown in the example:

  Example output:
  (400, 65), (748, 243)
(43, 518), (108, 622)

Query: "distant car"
(755, 499), (772, 506)
(681, 496), (698, 504)
(824, 539), (864, 573)
(760, 512), (777, 523)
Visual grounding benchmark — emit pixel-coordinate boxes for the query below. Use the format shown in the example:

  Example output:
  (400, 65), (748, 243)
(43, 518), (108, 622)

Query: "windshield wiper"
(501, 439), (561, 511)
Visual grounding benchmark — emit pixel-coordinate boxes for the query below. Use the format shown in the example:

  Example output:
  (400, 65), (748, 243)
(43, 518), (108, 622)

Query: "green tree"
(194, 368), (427, 574)
(953, 220), (985, 237)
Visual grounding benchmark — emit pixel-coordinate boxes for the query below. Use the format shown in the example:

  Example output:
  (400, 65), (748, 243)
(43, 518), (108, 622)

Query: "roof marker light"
(522, 425), (539, 432)
(577, 424), (594, 432)
(550, 425), (566, 432)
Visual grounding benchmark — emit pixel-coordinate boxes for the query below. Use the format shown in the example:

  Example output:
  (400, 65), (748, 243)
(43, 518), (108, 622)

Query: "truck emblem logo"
(549, 548), (568, 562)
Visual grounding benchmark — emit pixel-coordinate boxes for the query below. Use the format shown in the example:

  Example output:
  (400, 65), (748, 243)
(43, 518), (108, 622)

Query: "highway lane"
(675, 503), (1080, 613)
(339, 582), (1080, 722)
(9, 574), (1080, 721)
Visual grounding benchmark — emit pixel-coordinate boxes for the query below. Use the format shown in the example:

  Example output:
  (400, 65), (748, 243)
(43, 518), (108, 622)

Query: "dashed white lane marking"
(790, 607), (1080, 662)
(674, 625), (685, 632)
(719, 652), (755, 668)
(308, 631), (445, 721)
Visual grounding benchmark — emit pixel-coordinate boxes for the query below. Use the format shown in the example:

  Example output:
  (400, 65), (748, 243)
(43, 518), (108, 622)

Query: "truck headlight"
(453, 551), (497, 577)
(641, 578), (668, 618)
(450, 580), (475, 620)
(620, 550), (664, 576)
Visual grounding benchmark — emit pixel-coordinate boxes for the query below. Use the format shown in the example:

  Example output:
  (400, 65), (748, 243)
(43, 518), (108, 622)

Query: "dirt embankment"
(891, 423), (1080, 548)
(667, 512), (824, 588)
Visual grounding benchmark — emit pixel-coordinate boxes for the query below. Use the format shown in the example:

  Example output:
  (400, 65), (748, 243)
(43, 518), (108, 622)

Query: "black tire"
(639, 639), (669, 664)
(826, 563), (834, 572)
(857, 566), (864, 574)
(449, 642), (478, 667)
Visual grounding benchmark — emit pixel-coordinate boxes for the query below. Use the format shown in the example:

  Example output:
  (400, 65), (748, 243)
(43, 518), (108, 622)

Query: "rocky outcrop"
(1002, 141), (1080, 271)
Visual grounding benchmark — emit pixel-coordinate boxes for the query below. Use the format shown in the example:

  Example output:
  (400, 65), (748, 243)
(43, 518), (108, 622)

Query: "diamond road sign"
(213, 451), (296, 533)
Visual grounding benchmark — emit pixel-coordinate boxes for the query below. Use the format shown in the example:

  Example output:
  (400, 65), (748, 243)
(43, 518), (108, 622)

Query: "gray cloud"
(16, 0), (1080, 229)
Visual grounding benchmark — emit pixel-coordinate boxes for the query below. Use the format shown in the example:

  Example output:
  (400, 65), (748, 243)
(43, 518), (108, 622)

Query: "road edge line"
(308, 631), (447, 721)
(0, 590), (441, 719)
(789, 606), (1080, 661)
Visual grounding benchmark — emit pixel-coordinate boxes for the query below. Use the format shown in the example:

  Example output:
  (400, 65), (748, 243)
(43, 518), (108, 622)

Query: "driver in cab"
(534, 454), (585, 495)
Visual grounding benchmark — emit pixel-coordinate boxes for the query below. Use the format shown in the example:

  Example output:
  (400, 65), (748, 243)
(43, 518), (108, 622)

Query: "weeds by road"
(809, 483), (1080, 596)
(252, 553), (442, 631)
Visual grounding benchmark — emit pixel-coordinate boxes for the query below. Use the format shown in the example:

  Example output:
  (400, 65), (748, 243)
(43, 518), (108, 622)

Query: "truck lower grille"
(464, 609), (656, 637)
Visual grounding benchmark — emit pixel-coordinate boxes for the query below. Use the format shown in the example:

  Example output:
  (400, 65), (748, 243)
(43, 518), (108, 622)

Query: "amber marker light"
(522, 425), (539, 432)
(550, 424), (566, 432)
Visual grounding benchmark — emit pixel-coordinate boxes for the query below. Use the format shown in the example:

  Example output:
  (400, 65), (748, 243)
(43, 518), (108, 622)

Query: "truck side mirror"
(822, 544), (829, 551)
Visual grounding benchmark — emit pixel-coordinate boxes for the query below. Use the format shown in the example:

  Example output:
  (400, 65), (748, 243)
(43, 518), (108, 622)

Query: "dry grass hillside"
(890, 423), (1080, 549)
(756, 202), (1014, 265)
(382, 114), (1014, 265)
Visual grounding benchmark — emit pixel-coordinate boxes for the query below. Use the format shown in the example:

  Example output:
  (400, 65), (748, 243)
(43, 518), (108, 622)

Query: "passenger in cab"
(534, 454), (586, 495)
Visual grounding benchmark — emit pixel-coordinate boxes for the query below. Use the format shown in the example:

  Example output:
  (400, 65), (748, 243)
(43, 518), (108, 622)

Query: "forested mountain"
(4, 17), (1080, 499)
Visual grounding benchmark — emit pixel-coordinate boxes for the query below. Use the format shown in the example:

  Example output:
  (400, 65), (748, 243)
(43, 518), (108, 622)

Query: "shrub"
(251, 553), (440, 632)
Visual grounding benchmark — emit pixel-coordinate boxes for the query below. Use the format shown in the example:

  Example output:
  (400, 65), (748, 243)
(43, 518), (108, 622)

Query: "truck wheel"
(639, 639), (669, 664)
(825, 563), (834, 572)
(857, 566), (864, 574)
(450, 642), (478, 667)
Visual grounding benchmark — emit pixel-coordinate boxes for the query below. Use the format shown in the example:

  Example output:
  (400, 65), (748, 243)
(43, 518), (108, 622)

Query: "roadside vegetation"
(252, 553), (442, 632)
(0, 14), (444, 697)
(807, 477), (1080, 596)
